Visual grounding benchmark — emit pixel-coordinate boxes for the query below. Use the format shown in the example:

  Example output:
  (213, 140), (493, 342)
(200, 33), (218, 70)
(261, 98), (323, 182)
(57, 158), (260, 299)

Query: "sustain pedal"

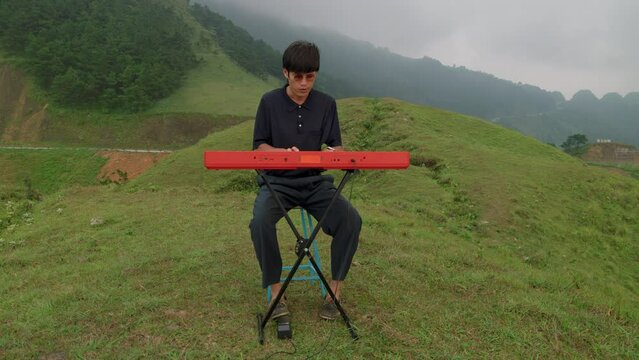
(276, 315), (292, 339)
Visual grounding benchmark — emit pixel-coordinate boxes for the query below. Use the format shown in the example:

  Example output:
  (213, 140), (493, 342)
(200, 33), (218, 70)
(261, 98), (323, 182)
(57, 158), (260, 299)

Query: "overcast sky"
(212, 0), (638, 99)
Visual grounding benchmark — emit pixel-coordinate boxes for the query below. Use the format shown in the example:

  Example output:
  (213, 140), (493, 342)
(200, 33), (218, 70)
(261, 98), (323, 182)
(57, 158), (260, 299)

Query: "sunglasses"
(288, 72), (316, 82)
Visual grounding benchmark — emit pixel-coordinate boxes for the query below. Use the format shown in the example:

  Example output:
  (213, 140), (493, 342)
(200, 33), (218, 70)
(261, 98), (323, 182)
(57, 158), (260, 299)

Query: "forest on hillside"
(0, 0), (196, 111)
(0, 0), (357, 112)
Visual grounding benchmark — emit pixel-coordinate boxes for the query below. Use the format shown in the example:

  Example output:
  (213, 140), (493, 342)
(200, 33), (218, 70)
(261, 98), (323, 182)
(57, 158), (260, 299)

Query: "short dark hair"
(282, 41), (320, 73)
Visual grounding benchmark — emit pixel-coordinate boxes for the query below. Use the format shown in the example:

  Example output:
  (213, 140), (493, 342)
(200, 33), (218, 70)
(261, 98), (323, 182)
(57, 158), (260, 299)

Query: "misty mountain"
(199, 1), (639, 146)
(497, 91), (639, 146)
(201, 0), (560, 119)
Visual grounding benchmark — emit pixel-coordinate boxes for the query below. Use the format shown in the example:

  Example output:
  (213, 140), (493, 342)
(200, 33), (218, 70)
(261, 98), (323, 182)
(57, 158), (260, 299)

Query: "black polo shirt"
(253, 85), (342, 177)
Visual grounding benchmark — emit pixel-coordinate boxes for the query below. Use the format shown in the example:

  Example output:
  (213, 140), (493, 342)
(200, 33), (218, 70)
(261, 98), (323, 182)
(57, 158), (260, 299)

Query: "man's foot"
(270, 299), (289, 320)
(319, 300), (340, 320)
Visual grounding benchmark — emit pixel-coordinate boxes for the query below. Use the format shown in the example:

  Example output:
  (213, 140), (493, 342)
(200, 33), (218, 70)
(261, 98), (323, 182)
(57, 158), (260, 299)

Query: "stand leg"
(257, 313), (264, 345)
(307, 254), (359, 340)
(260, 252), (306, 326)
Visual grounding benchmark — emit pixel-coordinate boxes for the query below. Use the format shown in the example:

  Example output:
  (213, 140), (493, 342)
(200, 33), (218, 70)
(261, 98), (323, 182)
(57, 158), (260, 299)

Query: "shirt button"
(298, 115), (302, 118)
(298, 124), (302, 127)
(298, 106), (301, 108)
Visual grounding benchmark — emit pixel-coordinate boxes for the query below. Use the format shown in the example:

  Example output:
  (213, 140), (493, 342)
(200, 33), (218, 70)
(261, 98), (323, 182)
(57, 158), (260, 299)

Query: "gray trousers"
(249, 174), (362, 288)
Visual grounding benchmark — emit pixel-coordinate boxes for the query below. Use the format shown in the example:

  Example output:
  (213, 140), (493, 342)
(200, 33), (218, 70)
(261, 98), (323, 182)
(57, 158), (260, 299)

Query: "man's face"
(283, 69), (317, 99)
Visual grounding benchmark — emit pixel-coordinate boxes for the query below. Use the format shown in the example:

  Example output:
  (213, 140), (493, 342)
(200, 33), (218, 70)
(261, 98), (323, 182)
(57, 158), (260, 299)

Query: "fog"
(209, 0), (638, 98)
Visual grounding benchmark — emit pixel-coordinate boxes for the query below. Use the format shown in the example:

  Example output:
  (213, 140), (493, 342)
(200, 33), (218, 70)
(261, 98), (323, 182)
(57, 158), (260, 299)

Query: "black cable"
(303, 325), (335, 359)
(260, 324), (335, 360)
(261, 338), (297, 359)
(348, 170), (358, 203)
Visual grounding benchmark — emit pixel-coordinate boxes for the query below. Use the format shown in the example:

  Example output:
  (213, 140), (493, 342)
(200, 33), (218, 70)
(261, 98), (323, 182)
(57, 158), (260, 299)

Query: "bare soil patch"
(97, 151), (169, 183)
(1, 64), (47, 143)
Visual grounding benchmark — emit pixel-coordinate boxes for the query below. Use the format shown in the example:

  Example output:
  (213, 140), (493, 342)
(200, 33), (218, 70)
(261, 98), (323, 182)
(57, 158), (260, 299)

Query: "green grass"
(1, 98), (638, 358)
(0, 148), (105, 196)
(0, 148), (106, 236)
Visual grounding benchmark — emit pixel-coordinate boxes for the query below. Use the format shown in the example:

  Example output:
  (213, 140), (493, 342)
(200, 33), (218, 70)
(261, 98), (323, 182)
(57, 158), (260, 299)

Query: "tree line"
(0, 0), (196, 112)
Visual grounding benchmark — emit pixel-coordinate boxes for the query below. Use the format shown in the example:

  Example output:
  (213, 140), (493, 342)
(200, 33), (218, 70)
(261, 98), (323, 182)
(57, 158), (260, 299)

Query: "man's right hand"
(256, 144), (299, 152)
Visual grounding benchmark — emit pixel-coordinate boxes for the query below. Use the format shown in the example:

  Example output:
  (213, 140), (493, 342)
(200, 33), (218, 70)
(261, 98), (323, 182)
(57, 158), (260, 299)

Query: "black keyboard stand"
(256, 169), (359, 344)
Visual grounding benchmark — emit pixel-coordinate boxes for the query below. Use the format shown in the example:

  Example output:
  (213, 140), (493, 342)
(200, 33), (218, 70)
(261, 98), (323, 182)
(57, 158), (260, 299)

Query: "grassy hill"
(2, 98), (637, 358)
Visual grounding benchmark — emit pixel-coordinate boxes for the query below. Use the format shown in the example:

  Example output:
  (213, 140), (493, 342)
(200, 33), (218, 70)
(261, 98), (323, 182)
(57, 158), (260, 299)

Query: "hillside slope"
(0, 63), (49, 143)
(0, 0), (275, 148)
(2, 98), (637, 358)
(148, 52), (275, 117)
(149, 0), (279, 116)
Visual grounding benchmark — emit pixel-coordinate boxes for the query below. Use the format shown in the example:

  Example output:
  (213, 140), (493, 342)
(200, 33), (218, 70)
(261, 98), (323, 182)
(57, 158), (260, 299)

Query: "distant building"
(584, 141), (639, 164)
(615, 147), (639, 161)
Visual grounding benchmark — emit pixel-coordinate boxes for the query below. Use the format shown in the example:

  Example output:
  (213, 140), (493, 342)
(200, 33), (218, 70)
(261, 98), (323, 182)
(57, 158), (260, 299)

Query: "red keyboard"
(204, 151), (410, 170)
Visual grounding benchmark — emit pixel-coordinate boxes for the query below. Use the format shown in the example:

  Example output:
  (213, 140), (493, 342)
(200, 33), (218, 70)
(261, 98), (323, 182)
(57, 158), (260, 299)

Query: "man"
(249, 41), (362, 321)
